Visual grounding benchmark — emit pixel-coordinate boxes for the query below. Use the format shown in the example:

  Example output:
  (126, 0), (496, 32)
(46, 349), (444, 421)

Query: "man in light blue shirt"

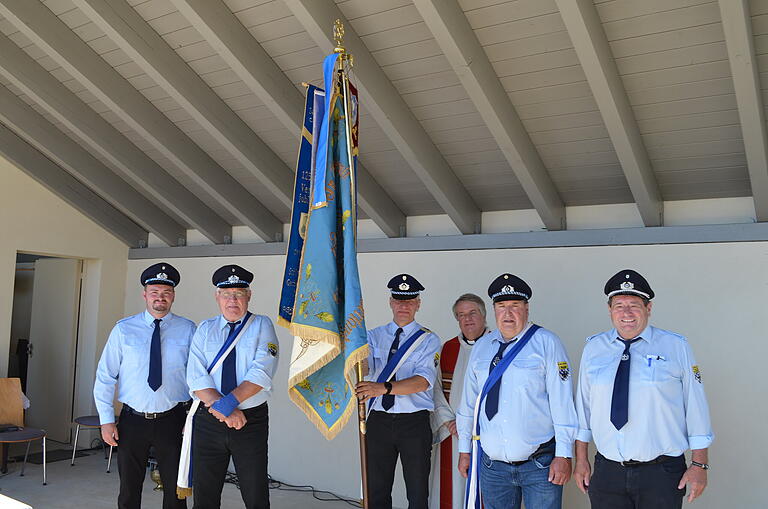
(457, 273), (577, 509)
(186, 264), (279, 509)
(355, 273), (441, 509)
(94, 262), (195, 509)
(573, 269), (713, 509)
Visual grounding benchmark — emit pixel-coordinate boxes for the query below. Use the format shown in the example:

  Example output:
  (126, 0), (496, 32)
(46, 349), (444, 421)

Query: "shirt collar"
(491, 322), (533, 344)
(610, 324), (653, 344)
(218, 313), (248, 330)
(460, 327), (487, 345)
(388, 320), (419, 337)
(143, 310), (173, 327)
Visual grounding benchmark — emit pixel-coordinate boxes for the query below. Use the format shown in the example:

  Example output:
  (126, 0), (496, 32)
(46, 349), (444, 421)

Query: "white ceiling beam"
(0, 0), (283, 241)
(0, 123), (148, 247)
(0, 83), (186, 247)
(413, 0), (565, 231)
(718, 0), (768, 221)
(284, 0), (481, 234)
(0, 30), (230, 245)
(74, 0), (294, 210)
(555, 0), (663, 226)
(172, 0), (406, 238)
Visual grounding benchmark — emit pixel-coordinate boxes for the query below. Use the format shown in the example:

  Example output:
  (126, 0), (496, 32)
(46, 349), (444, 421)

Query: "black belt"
(502, 437), (556, 466)
(123, 401), (189, 420)
(598, 452), (681, 467)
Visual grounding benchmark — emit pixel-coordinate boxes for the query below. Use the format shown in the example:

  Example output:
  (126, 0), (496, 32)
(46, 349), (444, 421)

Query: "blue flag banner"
(279, 53), (368, 439)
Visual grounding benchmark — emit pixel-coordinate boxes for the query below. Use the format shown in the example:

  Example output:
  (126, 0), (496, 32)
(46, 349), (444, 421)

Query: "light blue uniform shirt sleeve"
(187, 320), (217, 394)
(680, 341), (714, 450)
(457, 338), (482, 454)
(242, 316), (279, 391)
(575, 343), (594, 443)
(93, 326), (122, 424)
(543, 331), (578, 458)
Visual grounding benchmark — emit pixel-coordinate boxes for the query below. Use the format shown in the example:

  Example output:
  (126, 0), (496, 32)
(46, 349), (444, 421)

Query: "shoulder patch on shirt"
(692, 365), (702, 383)
(268, 342), (278, 357)
(557, 361), (570, 381)
(434, 352), (440, 367)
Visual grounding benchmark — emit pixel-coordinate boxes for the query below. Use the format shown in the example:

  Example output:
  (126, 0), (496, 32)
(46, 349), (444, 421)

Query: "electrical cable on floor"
(223, 472), (362, 507)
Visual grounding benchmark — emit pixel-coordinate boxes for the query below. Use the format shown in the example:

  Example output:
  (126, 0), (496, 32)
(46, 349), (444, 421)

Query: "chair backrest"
(0, 378), (24, 426)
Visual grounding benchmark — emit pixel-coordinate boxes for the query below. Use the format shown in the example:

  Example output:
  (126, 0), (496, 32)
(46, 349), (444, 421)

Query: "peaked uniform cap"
(212, 264), (253, 288)
(387, 273), (424, 300)
(141, 262), (180, 287)
(604, 269), (654, 300)
(487, 273), (532, 302)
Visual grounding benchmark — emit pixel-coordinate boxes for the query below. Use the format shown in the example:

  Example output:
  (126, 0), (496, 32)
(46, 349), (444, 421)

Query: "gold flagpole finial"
(333, 19), (345, 54)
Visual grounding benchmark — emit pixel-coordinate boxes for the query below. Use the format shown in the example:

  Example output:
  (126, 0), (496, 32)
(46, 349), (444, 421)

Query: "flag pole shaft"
(356, 362), (370, 509)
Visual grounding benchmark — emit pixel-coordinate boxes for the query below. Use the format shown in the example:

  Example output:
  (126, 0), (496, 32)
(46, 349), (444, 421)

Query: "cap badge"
(502, 285), (514, 294)
(399, 282), (410, 291)
(620, 281), (634, 290)
(228, 275), (240, 283)
(156, 272), (167, 280)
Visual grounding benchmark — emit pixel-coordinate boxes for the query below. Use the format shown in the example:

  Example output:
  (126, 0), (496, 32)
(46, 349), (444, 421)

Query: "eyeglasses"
(218, 291), (248, 300)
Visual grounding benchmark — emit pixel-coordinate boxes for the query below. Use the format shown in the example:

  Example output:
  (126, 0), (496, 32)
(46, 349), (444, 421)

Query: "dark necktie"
(148, 319), (162, 391)
(610, 337), (642, 430)
(381, 327), (403, 410)
(485, 340), (512, 420)
(221, 321), (240, 395)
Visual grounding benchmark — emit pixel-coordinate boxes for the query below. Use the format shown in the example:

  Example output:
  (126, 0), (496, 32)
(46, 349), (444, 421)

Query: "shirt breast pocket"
(588, 355), (617, 386)
(510, 359), (545, 390)
(651, 358), (681, 384)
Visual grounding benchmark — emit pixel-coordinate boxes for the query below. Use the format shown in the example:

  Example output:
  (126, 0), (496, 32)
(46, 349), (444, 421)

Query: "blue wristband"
(211, 392), (239, 417)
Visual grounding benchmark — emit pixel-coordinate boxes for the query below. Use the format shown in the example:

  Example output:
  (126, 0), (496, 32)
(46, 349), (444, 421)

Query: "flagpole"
(333, 19), (369, 509)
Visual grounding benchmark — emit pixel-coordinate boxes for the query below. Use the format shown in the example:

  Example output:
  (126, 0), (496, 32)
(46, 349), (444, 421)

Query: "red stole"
(439, 337), (460, 509)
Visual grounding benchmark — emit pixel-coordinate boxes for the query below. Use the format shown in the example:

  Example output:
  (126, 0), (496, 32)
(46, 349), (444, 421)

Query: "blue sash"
(465, 324), (540, 509)
(368, 328), (428, 410)
(207, 312), (252, 372)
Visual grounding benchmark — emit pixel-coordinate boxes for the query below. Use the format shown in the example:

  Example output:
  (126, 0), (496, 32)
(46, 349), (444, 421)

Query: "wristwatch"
(384, 382), (393, 395)
(691, 461), (710, 470)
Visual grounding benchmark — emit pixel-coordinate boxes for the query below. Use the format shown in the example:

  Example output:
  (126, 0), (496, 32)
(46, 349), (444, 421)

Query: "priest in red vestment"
(430, 293), (489, 509)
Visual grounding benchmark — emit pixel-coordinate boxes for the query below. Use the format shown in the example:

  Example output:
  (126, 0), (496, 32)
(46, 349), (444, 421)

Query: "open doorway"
(9, 253), (84, 444)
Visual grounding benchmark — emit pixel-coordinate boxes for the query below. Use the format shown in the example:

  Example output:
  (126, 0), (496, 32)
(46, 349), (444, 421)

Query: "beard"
(151, 301), (169, 312)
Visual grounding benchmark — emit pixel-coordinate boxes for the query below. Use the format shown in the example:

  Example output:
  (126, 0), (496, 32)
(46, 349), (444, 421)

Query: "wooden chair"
(0, 378), (46, 485)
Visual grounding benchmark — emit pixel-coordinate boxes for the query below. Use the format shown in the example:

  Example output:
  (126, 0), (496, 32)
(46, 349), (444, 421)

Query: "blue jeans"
(479, 451), (562, 509)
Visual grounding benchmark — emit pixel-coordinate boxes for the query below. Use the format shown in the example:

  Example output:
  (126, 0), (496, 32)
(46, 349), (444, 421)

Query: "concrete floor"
(0, 446), (354, 508)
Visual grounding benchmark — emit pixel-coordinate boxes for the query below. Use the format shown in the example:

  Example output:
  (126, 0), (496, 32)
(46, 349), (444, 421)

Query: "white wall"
(127, 240), (766, 508)
(0, 157), (129, 429)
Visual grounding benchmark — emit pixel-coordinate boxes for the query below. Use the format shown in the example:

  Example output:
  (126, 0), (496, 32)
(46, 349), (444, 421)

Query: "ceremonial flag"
(279, 52), (368, 440)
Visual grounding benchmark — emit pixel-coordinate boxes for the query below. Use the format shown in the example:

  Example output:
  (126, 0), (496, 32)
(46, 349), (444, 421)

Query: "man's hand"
(548, 457), (572, 485)
(223, 409), (247, 430)
(355, 381), (386, 401)
(573, 458), (592, 494)
(678, 465), (707, 502)
(447, 420), (457, 437)
(101, 422), (118, 447)
(209, 405), (227, 423)
(458, 452), (471, 478)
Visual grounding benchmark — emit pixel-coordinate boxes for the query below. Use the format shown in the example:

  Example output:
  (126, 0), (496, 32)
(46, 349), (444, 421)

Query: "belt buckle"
(143, 411), (158, 419)
(621, 459), (640, 467)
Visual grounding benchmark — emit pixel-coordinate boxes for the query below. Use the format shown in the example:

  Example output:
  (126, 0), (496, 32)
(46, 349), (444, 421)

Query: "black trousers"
(191, 403), (269, 509)
(367, 410), (432, 509)
(117, 404), (187, 509)
(588, 453), (686, 509)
